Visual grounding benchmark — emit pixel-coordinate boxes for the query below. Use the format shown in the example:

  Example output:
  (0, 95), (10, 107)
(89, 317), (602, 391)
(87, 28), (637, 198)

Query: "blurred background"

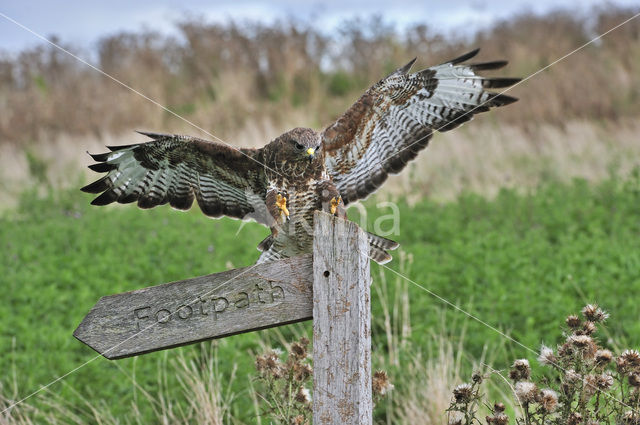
(2, 1), (640, 424)
(1, 0), (639, 205)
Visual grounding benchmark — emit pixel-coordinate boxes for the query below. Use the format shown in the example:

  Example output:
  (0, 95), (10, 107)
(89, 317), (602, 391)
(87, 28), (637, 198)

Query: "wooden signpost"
(75, 211), (373, 424)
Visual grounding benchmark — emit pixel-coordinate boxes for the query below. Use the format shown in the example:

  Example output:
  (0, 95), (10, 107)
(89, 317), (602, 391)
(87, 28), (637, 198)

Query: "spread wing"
(322, 48), (520, 204)
(81, 132), (271, 225)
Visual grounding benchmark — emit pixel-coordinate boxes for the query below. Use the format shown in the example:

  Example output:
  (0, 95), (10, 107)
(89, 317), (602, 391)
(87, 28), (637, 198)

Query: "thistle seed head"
(565, 368), (581, 383)
(568, 334), (597, 359)
(293, 362), (312, 382)
(372, 370), (394, 396)
(596, 372), (614, 390)
(568, 412), (583, 425)
(629, 372), (640, 387)
(581, 321), (597, 335)
(616, 350), (640, 372)
(622, 410), (640, 425)
(515, 381), (538, 404)
(294, 387), (311, 404)
(566, 315), (581, 328)
(538, 345), (557, 366)
(510, 359), (531, 381)
(452, 383), (473, 403)
(486, 413), (509, 425)
(538, 388), (559, 413)
(290, 341), (308, 360)
(290, 415), (306, 425)
(582, 304), (609, 323)
(595, 349), (613, 367)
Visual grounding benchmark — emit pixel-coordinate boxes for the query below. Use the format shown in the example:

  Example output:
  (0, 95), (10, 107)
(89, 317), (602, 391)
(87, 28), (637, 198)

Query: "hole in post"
(323, 270), (330, 278)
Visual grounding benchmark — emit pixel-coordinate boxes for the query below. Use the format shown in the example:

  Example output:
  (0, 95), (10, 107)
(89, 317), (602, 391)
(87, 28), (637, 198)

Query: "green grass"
(1, 172), (639, 422)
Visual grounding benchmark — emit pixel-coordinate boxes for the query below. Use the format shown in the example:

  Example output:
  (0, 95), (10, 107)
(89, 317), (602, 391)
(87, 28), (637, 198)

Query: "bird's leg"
(318, 181), (346, 218)
(266, 189), (289, 230)
(330, 196), (342, 215)
(275, 192), (290, 219)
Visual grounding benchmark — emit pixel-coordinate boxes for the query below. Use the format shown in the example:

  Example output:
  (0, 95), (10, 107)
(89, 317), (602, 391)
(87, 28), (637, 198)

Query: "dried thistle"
(509, 359), (531, 381)
(619, 349), (640, 372)
(289, 415), (306, 425)
(581, 321), (597, 335)
(581, 304), (609, 323)
(538, 344), (557, 366)
(290, 339), (308, 360)
(567, 334), (597, 359)
(595, 349), (613, 367)
(448, 304), (640, 425)
(292, 362), (312, 382)
(486, 403), (509, 425)
(538, 388), (559, 413)
(452, 383), (473, 403)
(596, 372), (614, 390)
(253, 337), (313, 425)
(514, 381), (537, 404)
(294, 387), (311, 404)
(622, 410), (640, 425)
(566, 315), (582, 328)
(486, 413), (509, 424)
(629, 373), (640, 387)
(372, 370), (394, 397)
(568, 412), (583, 425)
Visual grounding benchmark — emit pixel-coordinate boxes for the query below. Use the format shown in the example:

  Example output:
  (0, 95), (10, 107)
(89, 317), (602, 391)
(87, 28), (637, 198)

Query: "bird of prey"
(82, 48), (519, 264)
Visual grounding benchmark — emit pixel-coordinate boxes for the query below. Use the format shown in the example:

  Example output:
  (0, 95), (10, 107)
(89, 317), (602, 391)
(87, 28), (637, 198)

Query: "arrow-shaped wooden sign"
(74, 254), (313, 359)
(75, 212), (373, 424)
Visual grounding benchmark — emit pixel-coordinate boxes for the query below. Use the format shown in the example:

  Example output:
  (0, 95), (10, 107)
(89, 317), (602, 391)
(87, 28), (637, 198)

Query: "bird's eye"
(294, 142), (304, 150)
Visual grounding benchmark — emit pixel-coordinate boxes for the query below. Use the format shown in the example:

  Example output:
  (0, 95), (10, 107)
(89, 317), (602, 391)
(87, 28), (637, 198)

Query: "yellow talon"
(330, 196), (341, 215)
(276, 193), (289, 217)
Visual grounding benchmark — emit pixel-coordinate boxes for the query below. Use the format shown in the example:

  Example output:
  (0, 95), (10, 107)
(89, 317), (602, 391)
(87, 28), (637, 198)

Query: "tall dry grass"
(0, 6), (639, 146)
(0, 344), (236, 425)
(370, 251), (514, 425)
(1, 6), (639, 208)
(3, 118), (639, 210)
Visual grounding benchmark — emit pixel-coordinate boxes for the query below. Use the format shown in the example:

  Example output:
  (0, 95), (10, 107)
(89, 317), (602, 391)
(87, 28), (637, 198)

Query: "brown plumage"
(82, 49), (519, 264)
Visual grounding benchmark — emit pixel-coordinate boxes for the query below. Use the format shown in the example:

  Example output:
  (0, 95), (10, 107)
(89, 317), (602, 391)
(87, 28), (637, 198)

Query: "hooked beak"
(306, 147), (315, 162)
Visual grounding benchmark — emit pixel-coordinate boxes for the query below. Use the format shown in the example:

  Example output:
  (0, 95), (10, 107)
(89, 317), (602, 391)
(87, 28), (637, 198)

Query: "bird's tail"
(256, 232), (398, 264)
(366, 232), (399, 264)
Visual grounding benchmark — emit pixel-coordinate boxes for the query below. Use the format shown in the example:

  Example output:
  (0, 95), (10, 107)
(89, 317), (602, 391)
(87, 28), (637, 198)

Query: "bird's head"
(279, 127), (322, 164)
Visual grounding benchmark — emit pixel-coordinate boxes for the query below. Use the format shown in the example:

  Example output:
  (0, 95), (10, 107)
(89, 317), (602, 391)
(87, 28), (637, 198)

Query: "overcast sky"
(1, 0), (639, 53)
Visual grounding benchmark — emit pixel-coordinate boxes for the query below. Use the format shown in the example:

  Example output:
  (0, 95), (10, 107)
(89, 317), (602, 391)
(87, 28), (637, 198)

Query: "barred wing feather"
(81, 132), (271, 225)
(322, 48), (520, 204)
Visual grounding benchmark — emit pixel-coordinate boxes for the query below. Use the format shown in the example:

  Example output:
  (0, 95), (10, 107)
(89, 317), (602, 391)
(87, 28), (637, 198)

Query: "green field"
(2, 171), (640, 422)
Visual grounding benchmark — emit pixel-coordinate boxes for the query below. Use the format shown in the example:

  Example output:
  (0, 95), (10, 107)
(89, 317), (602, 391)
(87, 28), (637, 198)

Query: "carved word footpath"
(133, 282), (285, 330)
(74, 255), (313, 359)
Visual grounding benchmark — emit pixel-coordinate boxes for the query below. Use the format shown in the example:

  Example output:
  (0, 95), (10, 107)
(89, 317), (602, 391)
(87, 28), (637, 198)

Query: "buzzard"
(82, 49), (519, 264)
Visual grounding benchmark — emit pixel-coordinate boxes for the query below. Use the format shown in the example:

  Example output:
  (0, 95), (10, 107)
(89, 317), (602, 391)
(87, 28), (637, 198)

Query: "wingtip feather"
(399, 57), (417, 74)
(90, 190), (118, 206)
(81, 176), (110, 193)
(88, 151), (110, 162)
(490, 93), (519, 106)
(482, 77), (521, 89)
(136, 130), (168, 140)
(470, 60), (508, 71)
(446, 48), (480, 65)
(88, 162), (115, 173)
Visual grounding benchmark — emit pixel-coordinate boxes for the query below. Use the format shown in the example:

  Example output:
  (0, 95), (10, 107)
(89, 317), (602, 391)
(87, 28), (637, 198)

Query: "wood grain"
(312, 211), (373, 425)
(74, 255), (313, 359)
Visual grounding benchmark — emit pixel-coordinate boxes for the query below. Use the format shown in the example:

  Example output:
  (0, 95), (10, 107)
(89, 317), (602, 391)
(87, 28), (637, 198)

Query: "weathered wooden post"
(312, 211), (372, 424)
(74, 211), (372, 424)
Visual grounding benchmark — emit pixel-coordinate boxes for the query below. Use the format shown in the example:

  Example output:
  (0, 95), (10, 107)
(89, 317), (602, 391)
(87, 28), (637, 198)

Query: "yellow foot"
(276, 193), (290, 217)
(330, 196), (341, 215)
